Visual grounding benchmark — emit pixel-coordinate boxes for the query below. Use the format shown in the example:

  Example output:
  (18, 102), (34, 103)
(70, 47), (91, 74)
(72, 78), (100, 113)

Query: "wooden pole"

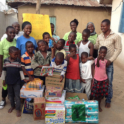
(36, 0), (41, 14)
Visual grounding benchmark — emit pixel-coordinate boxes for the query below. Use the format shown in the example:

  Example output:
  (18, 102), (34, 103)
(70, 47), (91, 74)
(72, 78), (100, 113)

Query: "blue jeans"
(105, 63), (114, 103)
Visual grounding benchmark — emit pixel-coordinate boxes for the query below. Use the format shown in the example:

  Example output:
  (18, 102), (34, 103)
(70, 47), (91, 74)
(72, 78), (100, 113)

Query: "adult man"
(95, 19), (122, 108)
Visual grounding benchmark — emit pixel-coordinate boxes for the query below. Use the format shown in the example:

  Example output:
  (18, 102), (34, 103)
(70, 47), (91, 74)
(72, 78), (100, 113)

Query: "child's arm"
(21, 57), (34, 81)
(89, 42), (94, 57)
(51, 48), (55, 59)
(87, 56), (94, 61)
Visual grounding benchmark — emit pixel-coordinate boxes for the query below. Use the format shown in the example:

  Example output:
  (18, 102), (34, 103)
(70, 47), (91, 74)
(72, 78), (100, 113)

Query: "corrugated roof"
(7, 0), (111, 7)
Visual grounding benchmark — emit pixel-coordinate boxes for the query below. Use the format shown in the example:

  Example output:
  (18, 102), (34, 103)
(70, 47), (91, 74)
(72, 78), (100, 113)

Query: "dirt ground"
(0, 64), (124, 124)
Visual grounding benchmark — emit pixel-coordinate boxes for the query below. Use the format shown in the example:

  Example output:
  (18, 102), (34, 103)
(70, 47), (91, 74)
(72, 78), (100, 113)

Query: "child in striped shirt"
(21, 41), (34, 83)
(51, 52), (67, 82)
(64, 32), (78, 55)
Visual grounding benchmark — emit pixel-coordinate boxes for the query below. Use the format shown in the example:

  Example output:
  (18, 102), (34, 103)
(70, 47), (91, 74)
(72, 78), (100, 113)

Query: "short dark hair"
(100, 46), (107, 51)
(69, 32), (76, 37)
(81, 52), (88, 58)
(58, 39), (65, 46)
(25, 41), (34, 48)
(102, 19), (110, 25)
(82, 29), (90, 36)
(69, 44), (76, 51)
(50, 23), (54, 26)
(37, 40), (47, 45)
(6, 26), (15, 32)
(22, 21), (31, 30)
(55, 52), (64, 60)
(70, 19), (79, 26)
(9, 46), (18, 53)
(43, 32), (50, 39)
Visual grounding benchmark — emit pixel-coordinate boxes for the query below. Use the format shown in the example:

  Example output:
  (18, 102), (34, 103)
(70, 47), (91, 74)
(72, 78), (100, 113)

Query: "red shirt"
(66, 54), (80, 80)
(66, 41), (75, 46)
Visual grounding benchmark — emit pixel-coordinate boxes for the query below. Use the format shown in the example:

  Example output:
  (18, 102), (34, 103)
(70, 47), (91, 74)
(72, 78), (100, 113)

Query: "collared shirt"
(64, 41), (79, 56)
(94, 31), (122, 62)
(1, 57), (25, 85)
(21, 52), (34, 79)
(31, 51), (52, 76)
(50, 58), (67, 76)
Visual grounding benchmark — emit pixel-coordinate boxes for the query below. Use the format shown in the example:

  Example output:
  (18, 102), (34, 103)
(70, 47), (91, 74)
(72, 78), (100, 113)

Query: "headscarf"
(86, 22), (96, 36)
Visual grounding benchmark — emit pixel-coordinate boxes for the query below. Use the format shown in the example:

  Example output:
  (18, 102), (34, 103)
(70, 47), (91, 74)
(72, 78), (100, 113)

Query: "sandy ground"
(0, 64), (124, 124)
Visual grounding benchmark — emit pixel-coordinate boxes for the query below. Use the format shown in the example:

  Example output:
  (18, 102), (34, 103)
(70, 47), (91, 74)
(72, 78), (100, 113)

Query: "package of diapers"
(64, 100), (99, 123)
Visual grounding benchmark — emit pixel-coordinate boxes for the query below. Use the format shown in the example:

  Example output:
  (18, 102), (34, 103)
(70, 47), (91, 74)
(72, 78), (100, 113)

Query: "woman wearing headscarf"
(63, 19), (82, 44)
(86, 22), (98, 58)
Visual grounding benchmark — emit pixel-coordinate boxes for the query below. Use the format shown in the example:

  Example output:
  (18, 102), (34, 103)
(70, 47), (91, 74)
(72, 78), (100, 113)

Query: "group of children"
(0, 21), (109, 117)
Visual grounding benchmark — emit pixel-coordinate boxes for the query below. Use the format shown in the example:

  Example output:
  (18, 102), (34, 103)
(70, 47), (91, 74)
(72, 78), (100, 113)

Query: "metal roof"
(7, 0), (111, 7)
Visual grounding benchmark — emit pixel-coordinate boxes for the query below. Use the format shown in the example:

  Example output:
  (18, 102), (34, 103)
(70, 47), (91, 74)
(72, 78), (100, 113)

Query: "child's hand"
(38, 65), (42, 68)
(50, 37), (55, 42)
(24, 79), (29, 83)
(81, 78), (86, 83)
(29, 76), (34, 81)
(44, 74), (48, 77)
(3, 81), (6, 86)
(60, 75), (64, 82)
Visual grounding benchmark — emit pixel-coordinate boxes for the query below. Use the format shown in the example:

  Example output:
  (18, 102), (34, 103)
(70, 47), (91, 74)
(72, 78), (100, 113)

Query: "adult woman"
(50, 23), (60, 43)
(0, 26), (16, 109)
(86, 22), (98, 58)
(63, 19), (82, 44)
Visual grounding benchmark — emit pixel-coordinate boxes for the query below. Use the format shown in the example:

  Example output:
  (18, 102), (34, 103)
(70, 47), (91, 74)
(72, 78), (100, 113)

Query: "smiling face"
(87, 23), (94, 33)
(68, 33), (76, 43)
(70, 22), (77, 32)
(43, 34), (50, 44)
(12, 23), (20, 34)
(23, 24), (32, 36)
(38, 42), (47, 52)
(101, 22), (110, 33)
(82, 32), (89, 41)
(26, 43), (34, 54)
(99, 49), (107, 59)
(56, 40), (64, 50)
(6, 28), (15, 41)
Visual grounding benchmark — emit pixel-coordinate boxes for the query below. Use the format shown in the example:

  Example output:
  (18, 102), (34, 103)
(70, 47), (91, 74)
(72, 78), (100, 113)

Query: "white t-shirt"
(0, 31), (24, 41)
(80, 60), (94, 79)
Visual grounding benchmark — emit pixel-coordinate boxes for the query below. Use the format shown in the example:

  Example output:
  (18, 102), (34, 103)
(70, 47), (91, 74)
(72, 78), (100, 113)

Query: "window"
(50, 17), (56, 33)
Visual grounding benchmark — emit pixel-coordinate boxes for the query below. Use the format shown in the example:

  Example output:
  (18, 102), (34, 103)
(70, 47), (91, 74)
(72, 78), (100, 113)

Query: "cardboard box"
(20, 84), (45, 98)
(45, 90), (66, 104)
(66, 92), (88, 101)
(33, 97), (45, 120)
(45, 104), (65, 124)
(45, 75), (65, 97)
(22, 99), (33, 114)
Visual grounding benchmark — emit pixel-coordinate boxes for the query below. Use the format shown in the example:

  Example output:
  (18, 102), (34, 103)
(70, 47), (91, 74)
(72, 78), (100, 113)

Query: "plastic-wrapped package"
(64, 100), (99, 123)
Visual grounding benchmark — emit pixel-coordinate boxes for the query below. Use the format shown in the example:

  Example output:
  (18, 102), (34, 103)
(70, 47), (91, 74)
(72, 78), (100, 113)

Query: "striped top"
(64, 41), (79, 56)
(1, 57), (25, 84)
(21, 52), (34, 79)
(94, 30), (122, 62)
(50, 58), (67, 76)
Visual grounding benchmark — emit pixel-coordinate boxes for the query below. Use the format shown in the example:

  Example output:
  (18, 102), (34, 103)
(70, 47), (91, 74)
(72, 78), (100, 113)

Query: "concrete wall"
(0, 12), (18, 39)
(111, 0), (124, 69)
(18, 5), (111, 38)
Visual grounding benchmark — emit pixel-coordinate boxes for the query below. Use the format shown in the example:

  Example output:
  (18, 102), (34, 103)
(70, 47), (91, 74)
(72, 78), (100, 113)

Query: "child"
(1, 22), (23, 41)
(16, 21), (38, 57)
(64, 32), (78, 55)
(65, 44), (81, 93)
(0, 26), (16, 109)
(43, 32), (54, 51)
(55, 39), (66, 59)
(91, 46), (108, 112)
(1, 46), (26, 117)
(31, 40), (54, 84)
(51, 52), (67, 82)
(78, 29), (94, 57)
(21, 41), (34, 82)
(80, 52), (94, 99)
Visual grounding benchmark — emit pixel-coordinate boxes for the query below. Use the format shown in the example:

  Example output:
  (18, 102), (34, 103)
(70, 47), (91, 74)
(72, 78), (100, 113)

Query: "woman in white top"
(78, 29), (94, 57)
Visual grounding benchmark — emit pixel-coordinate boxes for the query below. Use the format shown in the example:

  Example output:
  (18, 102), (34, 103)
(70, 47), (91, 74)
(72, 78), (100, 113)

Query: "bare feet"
(16, 110), (21, 117)
(8, 107), (15, 113)
(99, 106), (102, 112)
(105, 103), (111, 108)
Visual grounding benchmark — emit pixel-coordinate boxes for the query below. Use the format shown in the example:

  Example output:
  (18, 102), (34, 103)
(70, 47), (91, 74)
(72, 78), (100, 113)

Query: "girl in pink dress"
(91, 46), (109, 112)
